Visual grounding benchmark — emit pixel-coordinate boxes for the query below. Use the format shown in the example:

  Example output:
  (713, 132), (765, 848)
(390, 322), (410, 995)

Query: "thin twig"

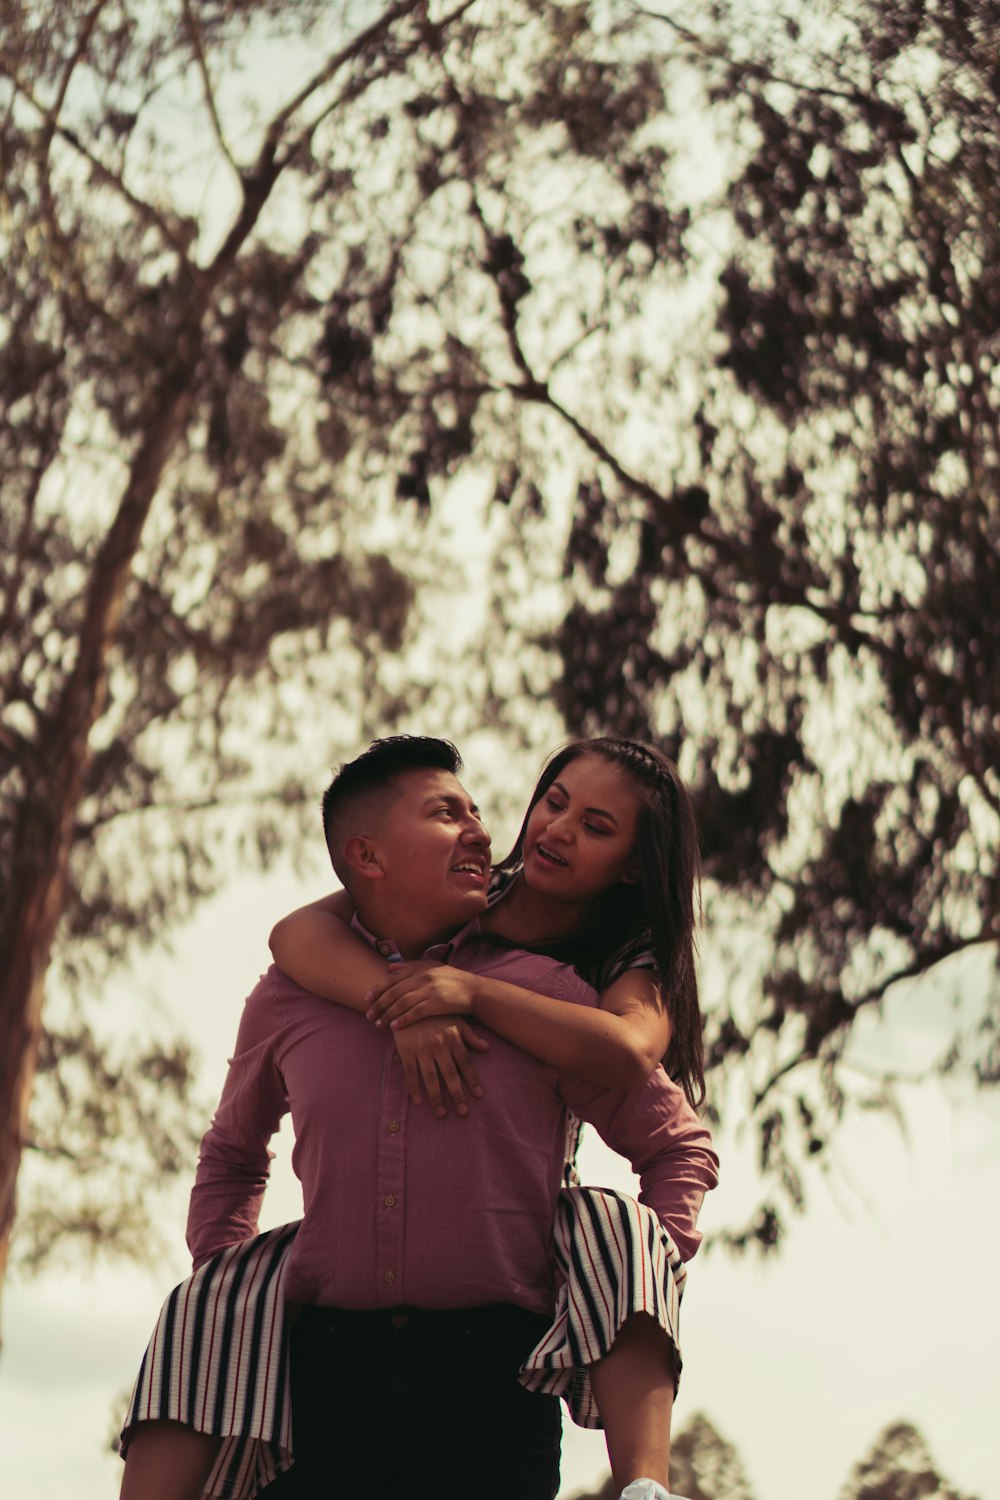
(73, 784), (311, 836)
(180, 0), (240, 177)
(0, 57), (198, 270)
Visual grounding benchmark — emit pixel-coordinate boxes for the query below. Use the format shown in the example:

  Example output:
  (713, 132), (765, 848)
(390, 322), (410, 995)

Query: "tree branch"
(72, 783), (309, 838)
(0, 57), (198, 271)
(207, 0), (437, 282)
(0, 470), (47, 682)
(751, 933), (997, 1108)
(180, 0), (240, 178)
(292, 0), (480, 162)
(48, 0), (112, 131)
(633, 3), (893, 115)
(547, 321), (609, 376)
(27, 1), (115, 304)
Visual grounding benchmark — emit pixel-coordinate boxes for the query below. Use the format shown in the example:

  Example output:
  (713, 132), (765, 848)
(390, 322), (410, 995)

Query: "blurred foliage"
(496, 0), (1000, 1248)
(839, 1421), (979, 1500)
(20, 1022), (203, 1273)
(1, 0), (998, 1271)
(565, 1413), (979, 1500)
(669, 1411), (757, 1500)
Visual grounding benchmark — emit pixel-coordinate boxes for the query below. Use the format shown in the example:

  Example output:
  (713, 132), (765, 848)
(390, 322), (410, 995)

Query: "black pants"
(261, 1304), (562, 1500)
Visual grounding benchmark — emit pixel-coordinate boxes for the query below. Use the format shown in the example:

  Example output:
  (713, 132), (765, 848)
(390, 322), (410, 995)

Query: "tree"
(839, 1420), (979, 1500)
(669, 1411), (757, 1500)
(563, 1411), (755, 1500)
(487, 0), (1000, 1245)
(0, 0), (701, 1292)
(563, 1415), (978, 1500)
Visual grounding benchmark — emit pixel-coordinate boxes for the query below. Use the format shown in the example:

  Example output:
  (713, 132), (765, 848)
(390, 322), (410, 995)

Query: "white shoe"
(619, 1482), (684, 1500)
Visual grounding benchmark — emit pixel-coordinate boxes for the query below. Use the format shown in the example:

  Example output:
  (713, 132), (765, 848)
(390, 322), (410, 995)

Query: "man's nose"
(462, 817), (491, 849)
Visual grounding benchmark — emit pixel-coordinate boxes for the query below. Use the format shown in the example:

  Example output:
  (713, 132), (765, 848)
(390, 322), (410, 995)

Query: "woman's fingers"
(387, 1002), (432, 1030)
(366, 973), (423, 1025)
(367, 965), (474, 1028)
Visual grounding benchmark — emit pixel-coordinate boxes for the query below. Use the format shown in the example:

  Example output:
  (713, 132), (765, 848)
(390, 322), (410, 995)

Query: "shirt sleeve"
(186, 971), (289, 1268)
(562, 1068), (720, 1264)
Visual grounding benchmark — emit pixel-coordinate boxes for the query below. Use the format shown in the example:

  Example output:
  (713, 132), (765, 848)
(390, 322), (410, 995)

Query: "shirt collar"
(349, 908), (486, 963)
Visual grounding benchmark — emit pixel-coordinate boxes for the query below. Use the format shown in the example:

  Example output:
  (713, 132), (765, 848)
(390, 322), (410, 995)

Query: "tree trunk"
(0, 357), (201, 1326)
(0, 807), (78, 1298)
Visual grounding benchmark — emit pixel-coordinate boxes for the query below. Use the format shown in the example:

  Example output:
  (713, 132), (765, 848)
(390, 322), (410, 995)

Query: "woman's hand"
(365, 961), (478, 1030)
(392, 1016), (489, 1118)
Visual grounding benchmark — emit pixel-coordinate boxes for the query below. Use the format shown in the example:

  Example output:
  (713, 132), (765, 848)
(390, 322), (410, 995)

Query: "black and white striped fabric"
(519, 1186), (684, 1426)
(121, 1189), (684, 1498)
(122, 1223), (299, 1496)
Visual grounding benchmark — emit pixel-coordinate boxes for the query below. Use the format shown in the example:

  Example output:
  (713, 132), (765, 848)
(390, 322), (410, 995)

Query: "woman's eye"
(583, 822), (610, 836)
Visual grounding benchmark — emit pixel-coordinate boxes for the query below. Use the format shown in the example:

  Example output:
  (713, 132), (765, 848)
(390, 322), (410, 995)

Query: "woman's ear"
(620, 864), (641, 886)
(342, 834), (385, 883)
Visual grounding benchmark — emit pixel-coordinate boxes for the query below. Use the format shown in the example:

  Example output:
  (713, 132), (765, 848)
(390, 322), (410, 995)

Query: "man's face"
(371, 768), (491, 930)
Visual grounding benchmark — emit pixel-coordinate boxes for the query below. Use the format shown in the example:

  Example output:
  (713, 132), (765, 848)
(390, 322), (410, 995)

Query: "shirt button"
(383, 1194), (396, 1208)
(391, 1312), (409, 1329)
(387, 1120), (400, 1133)
(384, 1269), (396, 1284)
(391, 1052), (401, 1064)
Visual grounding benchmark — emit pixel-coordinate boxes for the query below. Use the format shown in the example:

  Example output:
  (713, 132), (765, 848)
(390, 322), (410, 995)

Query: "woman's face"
(521, 754), (641, 906)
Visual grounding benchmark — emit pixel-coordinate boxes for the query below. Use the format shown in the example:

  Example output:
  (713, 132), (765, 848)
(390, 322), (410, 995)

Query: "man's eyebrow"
(551, 780), (619, 825)
(420, 792), (481, 815)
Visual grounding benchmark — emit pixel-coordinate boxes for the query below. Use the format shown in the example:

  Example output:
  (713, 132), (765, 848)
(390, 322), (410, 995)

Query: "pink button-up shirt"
(187, 923), (718, 1314)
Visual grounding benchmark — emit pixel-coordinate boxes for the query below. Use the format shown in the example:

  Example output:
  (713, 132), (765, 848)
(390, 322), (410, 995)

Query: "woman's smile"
(532, 842), (569, 869)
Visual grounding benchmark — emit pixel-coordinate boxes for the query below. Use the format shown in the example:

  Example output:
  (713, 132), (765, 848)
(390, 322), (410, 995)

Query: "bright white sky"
(2, 856), (998, 1500)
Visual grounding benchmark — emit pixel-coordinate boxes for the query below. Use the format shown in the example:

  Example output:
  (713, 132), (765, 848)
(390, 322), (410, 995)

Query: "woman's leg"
(118, 1225), (300, 1500)
(119, 1420), (222, 1500)
(521, 1188), (685, 1495)
(588, 1312), (675, 1493)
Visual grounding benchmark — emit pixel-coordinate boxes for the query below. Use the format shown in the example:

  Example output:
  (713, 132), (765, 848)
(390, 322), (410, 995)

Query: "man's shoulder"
(233, 965), (365, 1059)
(239, 964), (330, 1029)
(450, 935), (598, 1008)
(245, 962), (313, 1001)
(571, 1061), (710, 1137)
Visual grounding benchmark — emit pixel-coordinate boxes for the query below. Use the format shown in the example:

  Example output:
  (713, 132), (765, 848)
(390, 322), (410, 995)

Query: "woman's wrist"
(467, 976), (482, 1019)
(467, 974), (506, 1023)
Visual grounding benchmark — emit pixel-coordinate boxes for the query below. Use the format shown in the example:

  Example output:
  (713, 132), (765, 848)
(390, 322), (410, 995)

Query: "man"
(186, 737), (716, 1499)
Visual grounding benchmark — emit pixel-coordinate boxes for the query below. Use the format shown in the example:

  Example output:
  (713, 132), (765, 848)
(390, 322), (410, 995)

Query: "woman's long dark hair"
(495, 737), (705, 1108)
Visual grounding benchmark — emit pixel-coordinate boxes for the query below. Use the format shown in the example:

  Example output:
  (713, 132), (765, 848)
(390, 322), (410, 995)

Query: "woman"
(121, 737), (711, 1500)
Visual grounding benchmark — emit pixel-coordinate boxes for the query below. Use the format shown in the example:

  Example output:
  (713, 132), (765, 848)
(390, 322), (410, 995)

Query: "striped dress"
(121, 1186), (684, 1498)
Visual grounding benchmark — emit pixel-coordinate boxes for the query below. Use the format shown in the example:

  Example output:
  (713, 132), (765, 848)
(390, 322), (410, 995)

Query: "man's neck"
(352, 899), (465, 959)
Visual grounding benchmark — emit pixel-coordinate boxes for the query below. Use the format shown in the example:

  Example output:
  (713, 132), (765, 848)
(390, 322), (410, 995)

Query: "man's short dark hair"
(322, 736), (463, 886)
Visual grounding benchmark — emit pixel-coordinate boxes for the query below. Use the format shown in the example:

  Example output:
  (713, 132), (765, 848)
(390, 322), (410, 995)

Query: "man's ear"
(342, 834), (386, 883)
